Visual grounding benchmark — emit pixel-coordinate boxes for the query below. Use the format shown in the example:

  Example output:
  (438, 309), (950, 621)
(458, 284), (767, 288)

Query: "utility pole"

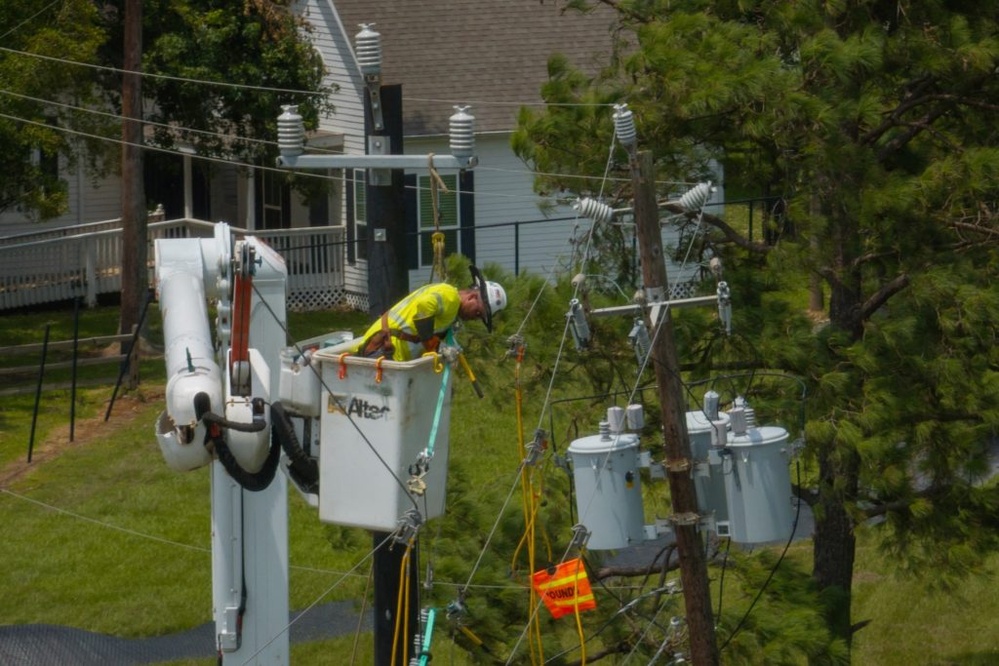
(630, 149), (719, 665)
(372, 533), (419, 665)
(120, 0), (146, 388)
(365, 83), (409, 316)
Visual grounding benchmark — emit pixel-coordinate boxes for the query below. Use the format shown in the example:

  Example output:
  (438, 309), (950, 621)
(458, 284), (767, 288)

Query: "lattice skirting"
(287, 287), (368, 313)
(669, 280), (698, 300)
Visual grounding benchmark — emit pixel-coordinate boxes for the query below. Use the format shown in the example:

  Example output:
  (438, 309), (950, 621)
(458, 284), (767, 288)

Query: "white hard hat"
(485, 281), (507, 315)
(469, 265), (506, 332)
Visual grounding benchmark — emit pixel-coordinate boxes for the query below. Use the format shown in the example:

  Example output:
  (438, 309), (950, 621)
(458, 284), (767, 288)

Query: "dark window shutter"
(405, 173), (418, 270)
(459, 170), (475, 265)
(346, 169), (356, 264)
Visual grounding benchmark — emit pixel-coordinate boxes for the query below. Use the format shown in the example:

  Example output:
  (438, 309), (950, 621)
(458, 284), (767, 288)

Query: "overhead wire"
(0, 87), (284, 152)
(0, 39), (745, 659)
(502, 118), (728, 663)
(0, 87), (703, 206)
(241, 531), (399, 665)
(0, 110), (340, 185)
(0, 97), (698, 217)
(0, 45), (327, 97)
(0, 484), (552, 593)
(503, 124), (642, 666)
(1, 44), (770, 660)
(447, 136), (625, 662)
(0, 0), (62, 41)
(249, 281), (419, 511)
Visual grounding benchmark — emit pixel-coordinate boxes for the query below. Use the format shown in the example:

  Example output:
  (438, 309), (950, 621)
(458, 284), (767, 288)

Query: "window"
(418, 173), (459, 267)
(261, 168), (287, 229)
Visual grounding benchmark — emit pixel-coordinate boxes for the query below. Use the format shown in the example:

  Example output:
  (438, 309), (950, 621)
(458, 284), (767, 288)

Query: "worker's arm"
(414, 315), (436, 342)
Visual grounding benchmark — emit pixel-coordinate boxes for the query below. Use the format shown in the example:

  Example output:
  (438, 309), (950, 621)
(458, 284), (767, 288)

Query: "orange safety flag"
(531, 558), (597, 619)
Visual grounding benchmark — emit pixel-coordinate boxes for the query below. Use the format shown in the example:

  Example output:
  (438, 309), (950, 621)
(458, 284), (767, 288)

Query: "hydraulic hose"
(270, 401), (319, 493)
(195, 391), (279, 492)
(209, 424), (280, 492)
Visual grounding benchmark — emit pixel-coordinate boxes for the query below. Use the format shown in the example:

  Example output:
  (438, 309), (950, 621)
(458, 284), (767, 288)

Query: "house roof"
(332, 0), (617, 136)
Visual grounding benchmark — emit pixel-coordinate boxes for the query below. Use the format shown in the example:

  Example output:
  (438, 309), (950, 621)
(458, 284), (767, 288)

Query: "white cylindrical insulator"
(567, 298), (591, 350)
(449, 105), (475, 160)
(679, 182), (712, 212)
(598, 420), (611, 440)
(732, 396), (757, 428)
(607, 406), (625, 434)
(628, 317), (651, 368)
(729, 407), (748, 436)
(574, 197), (613, 224)
(612, 103), (637, 148)
(277, 104), (305, 159)
(355, 24), (382, 76)
(710, 419), (727, 448)
(626, 404), (645, 430)
(703, 390), (720, 420)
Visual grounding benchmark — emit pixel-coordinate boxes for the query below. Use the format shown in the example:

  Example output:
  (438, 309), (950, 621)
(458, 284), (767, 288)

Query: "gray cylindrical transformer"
(722, 426), (793, 544)
(567, 431), (644, 550)
(686, 411), (729, 526)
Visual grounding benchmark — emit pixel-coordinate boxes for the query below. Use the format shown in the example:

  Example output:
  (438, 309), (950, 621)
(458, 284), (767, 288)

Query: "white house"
(5, 3), (725, 310)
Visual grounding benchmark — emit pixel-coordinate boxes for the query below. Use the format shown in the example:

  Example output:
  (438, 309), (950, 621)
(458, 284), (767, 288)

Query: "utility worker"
(354, 266), (507, 361)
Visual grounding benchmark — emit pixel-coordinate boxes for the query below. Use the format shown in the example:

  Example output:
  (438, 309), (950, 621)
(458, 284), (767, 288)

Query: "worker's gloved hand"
(437, 343), (460, 364)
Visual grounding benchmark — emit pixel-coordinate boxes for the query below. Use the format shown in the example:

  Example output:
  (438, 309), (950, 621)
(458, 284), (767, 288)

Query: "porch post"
(245, 167), (256, 230)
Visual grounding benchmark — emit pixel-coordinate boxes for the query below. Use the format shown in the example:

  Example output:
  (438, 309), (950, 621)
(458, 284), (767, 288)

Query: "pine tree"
(514, 0), (999, 653)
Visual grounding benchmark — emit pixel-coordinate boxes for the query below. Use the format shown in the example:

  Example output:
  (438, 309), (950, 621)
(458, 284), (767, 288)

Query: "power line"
(0, 45), (623, 112)
(0, 0), (62, 41)
(0, 102), (688, 206)
(0, 45), (326, 97)
(0, 87), (276, 152)
(0, 110), (339, 183)
(404, 95), (617, 109)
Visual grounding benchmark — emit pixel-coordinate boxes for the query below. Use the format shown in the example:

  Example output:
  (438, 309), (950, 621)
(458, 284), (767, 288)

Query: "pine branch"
(858, 273), (910, 321)
(875, 106), (950, 162)
(662, 203), (772, 255)
(564, 641), (632, 666)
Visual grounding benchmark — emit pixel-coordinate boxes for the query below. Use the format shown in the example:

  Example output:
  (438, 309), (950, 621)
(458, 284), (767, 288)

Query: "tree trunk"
(120, 0), (146, 389)
(813, 205), (863, 653)
(812, 444), (859, 651)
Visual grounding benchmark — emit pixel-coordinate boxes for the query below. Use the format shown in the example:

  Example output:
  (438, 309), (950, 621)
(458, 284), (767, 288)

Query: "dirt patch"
(0, 386), (165, 489)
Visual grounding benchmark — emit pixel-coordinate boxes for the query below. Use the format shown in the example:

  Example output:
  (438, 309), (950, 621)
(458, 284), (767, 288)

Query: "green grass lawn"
(2, 304), (997, 665)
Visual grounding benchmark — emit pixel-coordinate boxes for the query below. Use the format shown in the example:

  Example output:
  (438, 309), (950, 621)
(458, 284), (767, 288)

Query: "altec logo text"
(345, 397), (390, 420)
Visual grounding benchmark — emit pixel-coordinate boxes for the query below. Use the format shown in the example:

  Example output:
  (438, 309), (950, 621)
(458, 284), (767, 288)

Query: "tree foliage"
(0, 0), (332, 221)
(0, 0), (108, 219)
(513, 0), (999, 652)
(98, 0), (332, 162)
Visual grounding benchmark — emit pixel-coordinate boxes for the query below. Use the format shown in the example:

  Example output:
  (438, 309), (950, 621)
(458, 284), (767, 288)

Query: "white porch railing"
(0, 218), (347, 312)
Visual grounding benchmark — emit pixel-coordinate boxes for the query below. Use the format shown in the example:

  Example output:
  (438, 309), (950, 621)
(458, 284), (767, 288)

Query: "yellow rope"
(426, 154), (450, 283)
(390, 541), (415, 666)
(572, 556), (588, 665)
(506, 342), (546, 665)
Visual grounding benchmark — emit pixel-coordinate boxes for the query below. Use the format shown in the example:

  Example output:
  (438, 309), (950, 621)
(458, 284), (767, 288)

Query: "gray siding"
(296, 0), (368, 304)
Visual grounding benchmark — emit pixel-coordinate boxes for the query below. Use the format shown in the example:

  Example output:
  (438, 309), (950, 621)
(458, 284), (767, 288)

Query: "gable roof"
(331, 0), (616, 136)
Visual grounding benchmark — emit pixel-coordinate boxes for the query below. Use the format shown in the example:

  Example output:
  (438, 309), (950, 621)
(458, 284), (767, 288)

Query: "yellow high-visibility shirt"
(354, 283), (461, 361)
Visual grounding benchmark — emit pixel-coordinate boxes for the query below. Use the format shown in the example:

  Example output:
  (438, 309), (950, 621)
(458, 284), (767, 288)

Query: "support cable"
(250, 282), (419, 511)
(239, 531), (398, 664)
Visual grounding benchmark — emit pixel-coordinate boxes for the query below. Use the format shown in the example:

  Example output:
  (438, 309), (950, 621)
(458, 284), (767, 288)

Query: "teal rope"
(425, 331), (454, 457)
(419, 608), (437, 666)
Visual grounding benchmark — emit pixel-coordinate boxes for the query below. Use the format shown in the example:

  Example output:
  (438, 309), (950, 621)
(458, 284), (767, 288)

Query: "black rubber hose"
(204, 414), (280, 492)
(271, 401), (319, 493)
(203, 410), (267, 433)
